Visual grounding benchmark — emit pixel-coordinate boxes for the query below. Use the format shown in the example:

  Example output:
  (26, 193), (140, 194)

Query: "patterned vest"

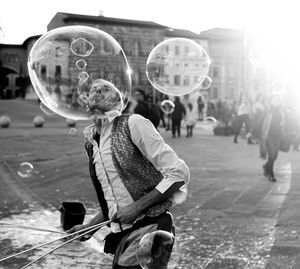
(85, 115), (172, 219)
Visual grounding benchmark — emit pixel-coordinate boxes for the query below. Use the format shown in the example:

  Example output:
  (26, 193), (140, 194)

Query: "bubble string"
(0, 222), (65, 235)
(0, 220), (111, 263)
(19, 220), (111, 269)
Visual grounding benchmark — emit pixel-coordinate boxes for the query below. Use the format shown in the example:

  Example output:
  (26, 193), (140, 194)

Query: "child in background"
(185, 103), (196, 138)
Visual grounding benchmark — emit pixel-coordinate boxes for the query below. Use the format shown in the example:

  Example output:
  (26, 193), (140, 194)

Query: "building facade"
(0, 12), (259, 104)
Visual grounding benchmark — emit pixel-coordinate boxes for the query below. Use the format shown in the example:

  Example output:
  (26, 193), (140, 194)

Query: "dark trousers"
(264, 134), (281, 177)
(110, 212), (174, 269)
(186, 125), (194, 137)
(234, 114), (251, 142)
(172, 118), (181, 137)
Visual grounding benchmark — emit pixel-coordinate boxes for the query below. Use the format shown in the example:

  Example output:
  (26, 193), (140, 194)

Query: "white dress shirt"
(87, 114), (190, 233)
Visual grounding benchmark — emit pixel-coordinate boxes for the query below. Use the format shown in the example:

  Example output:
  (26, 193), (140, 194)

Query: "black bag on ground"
(59, 201), (86, 231)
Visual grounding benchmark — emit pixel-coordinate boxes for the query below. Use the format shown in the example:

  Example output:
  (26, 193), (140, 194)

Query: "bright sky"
(0, 0), (299, 45)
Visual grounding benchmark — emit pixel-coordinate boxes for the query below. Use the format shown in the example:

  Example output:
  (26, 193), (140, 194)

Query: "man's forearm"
(136, 181), (184, 213)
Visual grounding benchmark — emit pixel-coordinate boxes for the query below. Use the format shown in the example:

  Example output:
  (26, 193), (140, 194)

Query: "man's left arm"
(113, 181), (184, 224)
(113, 114), (190, 224)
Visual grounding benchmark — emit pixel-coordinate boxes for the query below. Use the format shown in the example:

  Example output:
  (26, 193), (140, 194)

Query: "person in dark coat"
(171, 97), (186, 138)
(133, 89), (150, 119)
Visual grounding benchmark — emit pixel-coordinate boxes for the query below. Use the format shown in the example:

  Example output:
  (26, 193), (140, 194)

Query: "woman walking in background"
(185, 103), (196, 138)
(251, 94), (266, 144)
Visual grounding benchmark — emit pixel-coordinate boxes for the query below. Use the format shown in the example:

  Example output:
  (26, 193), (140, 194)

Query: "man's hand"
(112, 203), (142, 224)
(66, 224), (93, 242)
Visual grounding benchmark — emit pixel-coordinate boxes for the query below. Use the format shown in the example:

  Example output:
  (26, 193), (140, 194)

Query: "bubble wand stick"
(19, 221), (111, 269)
(0, 222), (65, 235)
(0, 220), (111, 263)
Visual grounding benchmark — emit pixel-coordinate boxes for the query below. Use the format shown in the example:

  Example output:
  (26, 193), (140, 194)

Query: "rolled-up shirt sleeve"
(128, 114), (190, 204)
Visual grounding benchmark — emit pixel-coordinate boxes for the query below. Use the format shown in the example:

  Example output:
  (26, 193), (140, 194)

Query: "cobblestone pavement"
(1, 100), (300, 268)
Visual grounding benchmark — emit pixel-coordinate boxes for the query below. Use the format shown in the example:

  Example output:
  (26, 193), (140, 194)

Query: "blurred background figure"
(146, 94), (161, 129)
(197, 96), (205, 121)
(134, 88), (150, 119)
(185, 103), (196, 138)
(261, 94), (286, 182)
(233, 92), (253, 144)
(250, 94), (266, 144)
(171, 97), (186, 138)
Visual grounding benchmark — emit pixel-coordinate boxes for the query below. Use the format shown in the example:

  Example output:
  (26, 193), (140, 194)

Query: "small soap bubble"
(161, 100), (175, 114)
(200, 76), (212, 90)
(79, 72), (89, 84)
(69, 128), (77, 135)
(271, 78), (285, 94)
(76, 59), (87, 70)
(249, 45), (269, 68)
(199, 116), (218, 131)
(70, 38), (94, 57)
(17, 162), (34, 178)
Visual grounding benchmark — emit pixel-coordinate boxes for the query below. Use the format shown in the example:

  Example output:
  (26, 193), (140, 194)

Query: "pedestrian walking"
(261, 94), (288, 182)
(171, 97), (186, 138)
(250, 94), (266, 144)
(185, 103), (196, 138)
(233, 93), (253, 144)
(197, 96), (205, 120)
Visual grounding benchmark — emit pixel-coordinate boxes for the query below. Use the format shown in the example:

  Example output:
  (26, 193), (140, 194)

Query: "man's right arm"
(66, 210), (105, 241)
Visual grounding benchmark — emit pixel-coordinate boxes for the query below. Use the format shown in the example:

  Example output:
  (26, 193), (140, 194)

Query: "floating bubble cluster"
(136, 230), (180, 269)
(28, 26), (132, 120)
(146, 38), (210, 96)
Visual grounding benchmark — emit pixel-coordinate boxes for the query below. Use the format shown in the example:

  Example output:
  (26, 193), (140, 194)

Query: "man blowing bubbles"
(68, 79), (190, 269)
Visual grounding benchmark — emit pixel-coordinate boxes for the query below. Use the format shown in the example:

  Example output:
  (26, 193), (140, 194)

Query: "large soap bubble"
(136, 230), (180, 269)
(146, 38), (210, 96)
(28, 26), (132, 120)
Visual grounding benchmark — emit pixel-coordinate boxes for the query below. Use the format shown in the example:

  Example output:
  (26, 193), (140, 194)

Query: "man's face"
(88, 81), (122, 116)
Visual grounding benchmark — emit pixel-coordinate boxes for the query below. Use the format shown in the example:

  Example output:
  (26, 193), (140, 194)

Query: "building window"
(132, 70), (140, 85)
(175, 46), (180, 55)
(228, 88), (234, 99)
(164, 75), (170, 84)
(133, 40), (141, 56)
(213, 87), (218, 99)
(41, 65), (47, 78)
(174, 75), (180, 85)
(55, 65), (61, 81)
(183, 76), (190, 86)
(103, 40), (111, 53)
(228, 65), (235, 78)
(213, 67), (219, 78)
(184, 46), (189, 55)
